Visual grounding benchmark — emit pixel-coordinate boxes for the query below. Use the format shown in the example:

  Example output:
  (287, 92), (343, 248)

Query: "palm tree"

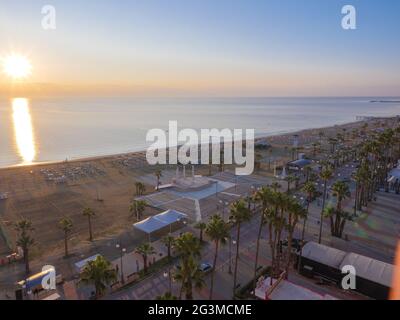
(328, 138), (338, 154)
(270, 181), (281, 192)
(304, 165), (313, 182)
(59, 217), (73, 257)
(324, 206), (336, 236)
(156, 292), (177, 300)
(332, 181), (351, 213)
(264, 205), (282, 277)
(252, 187), (274, 290)
(155, 169), (163, 191)
(175, 232), (201, 258)
(208, 146), (213, 176)
(219, 149), (225, 172)
(161, 235), (175, 260)
(285, 175), (296, 193)
(194, 222), (207, 242)
(174, 256), (205, 300)
(318, 167), (332, 243)
(174, 233), (202, 299)
(254, 153), (263, 171)
(135, 243), (156, 273)
(205, 215), (229, 300)
(129, 200), (147, 221)
(135, 182), (146, 196)
(229, 200), (252, 298)
(286, 200), (307, 275)
(311, 143), (319, 157)
(78, 255), (117, 299)
(82, 207), (95, 242)
(301, 182), (317, 241)
(15, 220), (34, 275)
(327, 181), (352, 238)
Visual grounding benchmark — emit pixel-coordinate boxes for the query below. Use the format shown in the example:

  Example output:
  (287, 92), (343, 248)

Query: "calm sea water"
(0, 96), (399, 168)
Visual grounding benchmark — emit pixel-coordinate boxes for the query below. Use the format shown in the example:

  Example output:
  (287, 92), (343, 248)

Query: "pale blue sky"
(0, 0), (399, 96)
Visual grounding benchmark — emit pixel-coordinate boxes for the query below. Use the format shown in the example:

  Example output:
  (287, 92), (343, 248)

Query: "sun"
(2, 54), (32, 79)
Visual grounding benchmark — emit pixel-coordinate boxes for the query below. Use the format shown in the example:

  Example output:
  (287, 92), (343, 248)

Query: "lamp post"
(163, 268), (172, 294)
(219, 200), (228, 220)
(228, 238), (236, 274)
(116, 244), (126, 285)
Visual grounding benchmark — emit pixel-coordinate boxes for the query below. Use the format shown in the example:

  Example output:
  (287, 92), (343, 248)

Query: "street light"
(228, 238), (236, 274)
(116, 244), (126, 285)
(163, 269), (172, 294)
(219, 200), (229, 219)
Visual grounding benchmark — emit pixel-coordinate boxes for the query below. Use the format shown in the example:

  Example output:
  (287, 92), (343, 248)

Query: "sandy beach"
(0, 116), (395, 259)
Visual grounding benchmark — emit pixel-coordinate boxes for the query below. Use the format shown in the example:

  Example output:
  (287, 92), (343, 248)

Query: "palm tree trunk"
(64, 232), (69, 257)
(179, 281), (184, 300)
(88, 216), (93, 241)
(253, 214), (264, 293)
(287, 228), (294, 277)
(301, 214), (307, 242)
(318, 182), (327, 243)
(24, 248), (30, 275)
(232, 223), (241, 298)
(354, 184), (358, 215)
(268, 223), (275, 275)
(186, 280), (193, 300)
(209, 240), (219, 300)
(143, 256), (147, 273)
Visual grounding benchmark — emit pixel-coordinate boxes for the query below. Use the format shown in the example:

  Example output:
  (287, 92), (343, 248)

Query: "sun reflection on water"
(12, 98), (36, 164)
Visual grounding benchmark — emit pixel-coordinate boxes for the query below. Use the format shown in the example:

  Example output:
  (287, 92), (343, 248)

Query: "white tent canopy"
(133, 209), (187, 234)
(74, 254), (101, 273)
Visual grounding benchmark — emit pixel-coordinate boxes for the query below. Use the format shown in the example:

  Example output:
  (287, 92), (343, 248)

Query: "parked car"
(282, 238), (302, 252)
(199, 262), (213, 273)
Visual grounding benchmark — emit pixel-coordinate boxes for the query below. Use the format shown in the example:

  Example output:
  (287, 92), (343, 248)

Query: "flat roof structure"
(74, 254), (101, 273)
(339, 253), (394, 287)
(302, 242), (347, 268)
(133, 209), (187, 234)
(255, 277), (338, 300)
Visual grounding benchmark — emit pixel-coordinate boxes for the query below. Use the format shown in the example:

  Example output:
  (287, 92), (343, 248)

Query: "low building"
(299, 242), (395, 300)
(255, 276), (338, 300)
(287, 154), (312, 170)
(133, 209), (188, 242)
(74, 254), (102, 273)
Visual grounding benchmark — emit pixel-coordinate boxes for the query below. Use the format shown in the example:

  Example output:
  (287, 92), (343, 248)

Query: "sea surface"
(0, 96), (399, 168)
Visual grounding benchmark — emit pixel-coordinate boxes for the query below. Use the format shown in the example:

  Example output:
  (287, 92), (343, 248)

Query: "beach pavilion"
(387, 165), (400, 193)
(388, 166), (400, 182)
(287, 155), (312, 171)
(133, 209), (188, 242)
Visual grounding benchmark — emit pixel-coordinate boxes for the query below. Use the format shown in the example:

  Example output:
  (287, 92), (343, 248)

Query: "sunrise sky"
(0, 0), (399, 97)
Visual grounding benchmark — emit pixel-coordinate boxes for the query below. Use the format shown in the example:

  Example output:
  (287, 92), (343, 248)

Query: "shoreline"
(0, 115), (396, 265)
(0, 117), (386, 172)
